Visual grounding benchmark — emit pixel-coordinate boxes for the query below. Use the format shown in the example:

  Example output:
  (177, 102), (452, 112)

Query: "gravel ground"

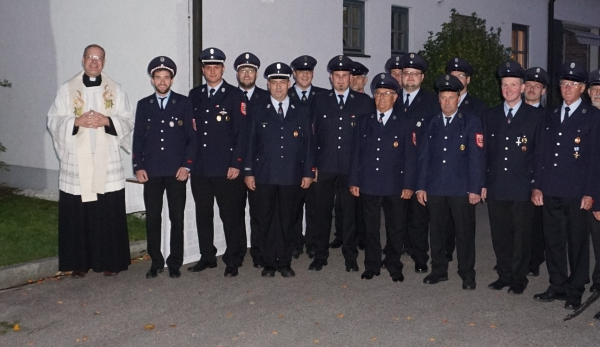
(13, 189), (59, 201)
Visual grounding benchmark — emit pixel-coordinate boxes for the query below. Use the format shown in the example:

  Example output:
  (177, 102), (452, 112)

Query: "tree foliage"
(419, 9), (511, 107)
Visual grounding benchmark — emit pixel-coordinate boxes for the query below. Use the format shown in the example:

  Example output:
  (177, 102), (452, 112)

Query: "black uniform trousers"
(428, 196), (476, 280)
(143, 176), (186, 270)
(487, 200), (533, 287)
(542, 196), (590, 296)
(313, 172), (358, 262)
(248, 188), (264, 266)
(333, 191), (343, 242)
(529, 206), (545, 271)
(253, 184), (302, 268)
(362, 193), (407, 273)
(191, 175), (247, 267)
(408, 195), (430, 265)
(292, 188), (316, 251)
(591, 215), (600, 286)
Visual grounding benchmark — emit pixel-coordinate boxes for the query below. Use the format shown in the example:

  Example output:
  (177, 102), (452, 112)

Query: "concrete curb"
(0, 240), (148, 290)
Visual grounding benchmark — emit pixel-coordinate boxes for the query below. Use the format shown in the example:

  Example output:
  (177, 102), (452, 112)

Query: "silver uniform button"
(506, 137), (509, 140)
(161, 130), (164, 133)
(338, 146), (341, 149)
(505, 147), (508, 150)
(161, 139), (164, 142)
(161, 147), (164, 150)
(204, 132), (207, 135)
(205, 121), (208, 124)
(555, 153), (558, 156)
(444, 136), (448, 139)
(338, 137), (341, 140)
(376, 168), (379, 171)
(443, 160), (446, 163)
(553, 163), (557, 166)
(558, 132), (562, 136)
(443, 148), (447, 151)
(203, 144), (207, 147)
(557, 143), (560, 145)
(504, 158), (507, 160)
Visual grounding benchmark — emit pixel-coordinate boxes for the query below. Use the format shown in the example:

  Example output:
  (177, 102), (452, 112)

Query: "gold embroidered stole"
(67, 71), (117, 202)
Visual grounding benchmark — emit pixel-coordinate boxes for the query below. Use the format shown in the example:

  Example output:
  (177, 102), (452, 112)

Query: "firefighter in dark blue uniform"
(589, 69), (600, 320)
(243, 62), (315, 278)
(187, 47), (248, 277)
(416, 74), (484, 290)
(132, 56), (196, 279)
(523, 66), (549, 277)
(443, 57), (487, 262)
(397, 53), (440, 273)
(350, 61), (369, 94)
(288, 55), (327, 260)
(349, 73), (416, 281)
(532, 62), (600, 310)
(482, 61), (544, 295)
(308, 55), (372, 273)
(385, 55), (404, 89)
(233, 52), (270, 269)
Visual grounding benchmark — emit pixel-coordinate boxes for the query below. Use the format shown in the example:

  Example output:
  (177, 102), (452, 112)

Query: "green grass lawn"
(0, 186), (146, 267)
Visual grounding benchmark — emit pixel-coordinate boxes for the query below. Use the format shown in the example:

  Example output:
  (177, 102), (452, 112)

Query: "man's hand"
(593, 211), (600, 221)
(244, 176), (256, 191)
(301, 177), (313, 189)
(531, 189), (543, 206)
(313, 168), (318, 182)
(481, 188), (487, 202)
(175, 167), (189, 181)
(401, 189), (413, 200)
(350, 186), (360, 197)
(581, 196), (594, 210)
(468, 193), (481, 205)
(136, 169), (148, 183)
(416, 191), (427, 206)
(227, 167), (240, 180)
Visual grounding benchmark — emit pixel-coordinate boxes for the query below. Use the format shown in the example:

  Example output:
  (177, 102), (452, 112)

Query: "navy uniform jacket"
(349, 107), (416, 196)
(459, 93), (487, 118)
(395, 88), (441, 148)
(244, 99), (315, 185)
(534, 101), (600, 204)
(246, 86), (270, 108)
(132, 92), (196, 177)
(312, 89), (372, 175)
(288, 84), (327, 106)
(417, 111), (484, 196)
(483, 103), (543, 201)
(188, 80), (246, 177)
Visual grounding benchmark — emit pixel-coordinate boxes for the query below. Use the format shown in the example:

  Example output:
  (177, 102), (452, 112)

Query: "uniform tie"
(159, 97), (166, 110)
(209, 88), (215, 100)
(563, 106), (570, 124)
(302, 91), (307, 101)
(278, 102), (284, 121)
(338, 95), (344, 106)
(445, 116), (451, 127)
(243, 90), (248, 102)
(404, 93), (410, 109)
(379, 112), (385, 127)
(507, 108), (513, 124)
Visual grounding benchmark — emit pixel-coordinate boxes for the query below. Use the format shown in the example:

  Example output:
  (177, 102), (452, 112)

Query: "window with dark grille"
(391, 6), (408, 56)
(343, 0), (364, 55)
(512, 24), (529, 68)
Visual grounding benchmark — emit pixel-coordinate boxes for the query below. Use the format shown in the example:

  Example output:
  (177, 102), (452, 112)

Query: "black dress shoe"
(329, 239), (343, 249)
(462, 279), (476, 290)
(292, 247), (303, 259)
(71, 270), (87, 278)
(308, 259), (327, 271)
(357, 242), (365, 250)
(488, 279), (511, 290)
(401, 246), (412, 255)
(224, 265), (239, 277)
(594, 311), (600, 320)
(306, 246), (316, 259)
(423, 274), (448, 284)
(507, 285), (525, 295)
(527, 268), (540, 277)
(361, 270), (380, 280)
(145, 268), (164, 279)
(533, 291), (567, 302)
(390, 272), (404, 282)
(279, 265), (296, 278)
(187, 261), (217, 272)
(445, 253), (453, 262)
(253, 262), (264, 268)
(261, 266), (276, 277)
(345, 260), (359, 272)
(168, 267), (181, 278)
(564, 296), (582, 310)
(415, 263), (428, 273)
(590, 283), (600, 293)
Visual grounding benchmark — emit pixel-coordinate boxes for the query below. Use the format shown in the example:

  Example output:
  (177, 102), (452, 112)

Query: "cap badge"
(536, 68), (540, 73)
(245, 53), (249, 59)
(396, 57), (400, 61)
(210, 48), (214, 54)
(160, 57), (164, 62)
(304, 56), (308, 61)
(570, 62), (575, 68)
(445, 75), (450, 80)
(380, 74), (385, 79)
(455, 58), (459, 62)
(277, 63), (281, 69)
(410, 53), (415, 58)
(506, 62), (510, 67)
(304, 63), (307, 65)
(535, 74), (539, 78)
(339, 55), (343, 60)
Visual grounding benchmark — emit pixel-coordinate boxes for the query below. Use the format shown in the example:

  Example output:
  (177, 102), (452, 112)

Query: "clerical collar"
(83, 73), (102, 87)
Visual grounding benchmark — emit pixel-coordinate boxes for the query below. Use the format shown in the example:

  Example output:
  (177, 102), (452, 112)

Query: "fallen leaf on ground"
(250, 302), (255, 305)
(271, 330), (278, 335)
(81, 304), (87, 307)
(490, 324), (497, 328)
(247, 290), (252, 293)
(430, 338), (435, 341)
(13, 324), (20, 331)
(143, 254), (150, 260)
(57, 301), (63, 304)
(407, 316), (414, 320)
(442, 319), (448, 323)
(313, 339), (320, 344)
(342, 284), (347, 288)
(75, 339), (80, 342)
(27, 342), (33, 346)
(232, 337), (238, 341)
(82, 336), (88, 342)
(278, 314), (283, 319)
(590, 323), (595, 326)
(226, 313), (233, 318)
(469, 322), (475, 326)
(337, 313), (344, 318)
(94, 311), (100, 315)
(27, 280), (33, 283)
(143, 324), (155, 331)
(392, 317), (399, 321)
(169, 325), (176, 328)
(371, 337), (377, 341)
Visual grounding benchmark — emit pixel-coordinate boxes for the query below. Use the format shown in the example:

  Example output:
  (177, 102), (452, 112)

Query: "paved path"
(1, 205), (598, 346)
